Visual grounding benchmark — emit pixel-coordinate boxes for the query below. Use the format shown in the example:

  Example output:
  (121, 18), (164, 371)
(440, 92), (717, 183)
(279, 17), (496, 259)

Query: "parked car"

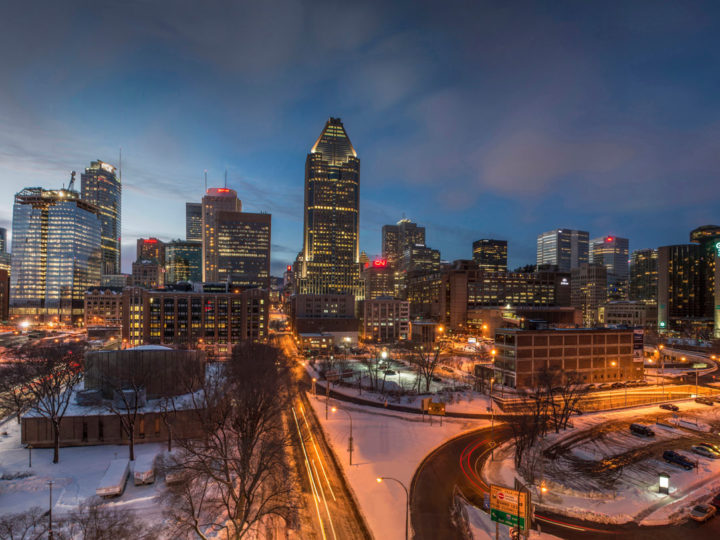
(585, 384), (597, 391)
(598, 383), (613, 390)
(659, 404), (680, 412)
(710, 492), (720, 510)
(663, 450), (696, 470)
(611, 382), (626, 389)
(698, 442), (720, 454)
(689, 504), (717, 522)
(692, 445), (720, 459)
(696, 397), (715, 406)
(630, 424), (655, 437)
(384, 369), (397, 376)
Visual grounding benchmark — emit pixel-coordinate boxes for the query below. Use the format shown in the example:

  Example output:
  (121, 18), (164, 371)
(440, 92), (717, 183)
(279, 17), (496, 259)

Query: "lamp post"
(27, 444), (32, 468)
(332, 406), (354, 465)
(48, 480), (54, 540)
(658, 344), (665, 397)
(377, 476), (409, 540)
(490, 377), (495, 460)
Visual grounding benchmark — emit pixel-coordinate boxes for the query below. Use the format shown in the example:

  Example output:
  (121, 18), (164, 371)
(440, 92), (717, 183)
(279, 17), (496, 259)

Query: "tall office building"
(202, 187), (242, 281)
(537, 229), (589, 272)
(165, 240), (202, 283)
(657, 244), (707, 333)
(81, 160), (121, 275)
(136, 237), (165, 265)
(382, 218), (426, 266)
(10, 186), (102, 324)
(0, 227), (10, 273)
(297, 117), (362, 297)
(629, 248), (658, 302)
(186, 202), (202, 242)
(690, 225), (720, 337)
(216, 210), (271, 288)
(472, 239), (508, 272)
(570, 263), (608, 326)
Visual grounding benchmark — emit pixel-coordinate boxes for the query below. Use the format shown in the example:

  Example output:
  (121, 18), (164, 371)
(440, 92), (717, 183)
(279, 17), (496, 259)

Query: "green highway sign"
(490, 508), (526, 529)
(490, 484), (528, 530)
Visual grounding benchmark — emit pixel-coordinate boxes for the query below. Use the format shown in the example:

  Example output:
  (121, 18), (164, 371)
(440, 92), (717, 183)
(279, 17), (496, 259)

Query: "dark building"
(136, 238), (165, 266)
(629, 248), (658, 302)
(590, 236), (629, 300)
(296, 118), (362, 298)
(81, 160), (121, 275)
(131, 260), (165, 289)
(382, 218), (426, 266)
(0, 269), (9, 321)
(362, 259), (395, 300)
(657, 244), (710, 335)
(10, 186), (102, 325)
(185, 202), (202, 242)
(288, 293), (358, 340)
(570, 263), (607, 326)
(472, 239), (508, 272)
(165, 240), (202, 284)
(216, 210), (271, 289)
(690, 225), (720, 337)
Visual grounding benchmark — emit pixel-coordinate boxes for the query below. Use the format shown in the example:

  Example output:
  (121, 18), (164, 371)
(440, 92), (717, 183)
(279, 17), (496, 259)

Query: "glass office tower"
(297, 117), (362, 297)
(186, 202), (202, 242)
(81, 160), (121, 275)
(165, 240), (202, 283)
(537, 229), (589, 272)
(10, 187), (102, 324)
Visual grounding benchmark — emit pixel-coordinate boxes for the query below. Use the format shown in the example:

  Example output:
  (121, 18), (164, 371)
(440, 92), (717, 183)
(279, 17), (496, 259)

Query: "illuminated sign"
(372, 259), (388, 268)
(286, 265), (292, 272)
(100, 162), (115, 173)
(217, 188), (230, 193)
(560, 277), (569, 285)
(144, 238), (158, 244)
(606, 236), (614, 242)
(715, 241), (720, 257)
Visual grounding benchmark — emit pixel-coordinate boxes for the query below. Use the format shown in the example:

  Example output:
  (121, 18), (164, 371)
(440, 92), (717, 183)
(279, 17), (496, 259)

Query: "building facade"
(657, 244), (708, 335)
(570, 263), (608, 326)
(296, 118), (362, 297)
(690, 225), (720, 337)
(137, 238), (165, 266)
(629, 248), (658, 302)
(185, 202), (202, 242)
(202, 187), (242, 282)
(598, 301), (657, 328)
(494, 328), (642, 389)
(472, 239), (508, 272)
(382, 218), (426, 266)
(362, 259), (395, 300)
(537, 229), (589, 272)
(10, 186), (102, 324)
(84, 287), (124, 327)
(362, 297), (410, 343)
(590, 236), (629, 299)
(165, 240), (202, 284)
(215, 210), (271, 288)
(131, 260), (165, 289)
(81, 161), (121, 275)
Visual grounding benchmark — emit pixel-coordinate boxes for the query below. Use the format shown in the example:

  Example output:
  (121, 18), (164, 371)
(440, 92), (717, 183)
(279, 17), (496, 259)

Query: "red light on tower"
(217, 188), (230, 193)
(286, 265), (292, 272)
(372, 259), (388, 268)
(606, 236), (613, 242)
(144, 238), (158, 244)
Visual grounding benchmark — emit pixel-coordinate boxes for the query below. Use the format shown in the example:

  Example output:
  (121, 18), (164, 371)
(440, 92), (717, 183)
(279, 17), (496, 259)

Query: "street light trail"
(311, 457), (338, 540)
(300, 404), (337, 501)
(291, 406), (327, 540)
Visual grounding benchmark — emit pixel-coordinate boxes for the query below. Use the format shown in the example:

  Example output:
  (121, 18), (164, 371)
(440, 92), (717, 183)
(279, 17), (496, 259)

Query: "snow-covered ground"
(461, 499), (561, 540)
(307, 392), (487, 540)
(0, 420), (165, 523)
(483, 400), (720, 526)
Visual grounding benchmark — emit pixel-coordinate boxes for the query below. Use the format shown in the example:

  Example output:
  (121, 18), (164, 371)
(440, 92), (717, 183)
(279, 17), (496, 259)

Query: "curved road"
(410, 427), (720, 539)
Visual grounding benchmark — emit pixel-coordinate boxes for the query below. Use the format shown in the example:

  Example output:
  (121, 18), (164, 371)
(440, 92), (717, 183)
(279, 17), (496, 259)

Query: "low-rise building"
(362, 297), (410, 343)
(298, 332), (334, 352)
(132, 260), (165, 289)
(288, 293), (358, 344)
(84, 287), (124, 328)
(598, 301), (657, 328)
(493, 327), (642, 389)
(410, 320), (442, 344)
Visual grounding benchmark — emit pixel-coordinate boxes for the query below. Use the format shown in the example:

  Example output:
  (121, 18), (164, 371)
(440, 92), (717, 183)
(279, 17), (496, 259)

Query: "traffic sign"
(490, 484), (527, 530)
(427, 401), (446, 416)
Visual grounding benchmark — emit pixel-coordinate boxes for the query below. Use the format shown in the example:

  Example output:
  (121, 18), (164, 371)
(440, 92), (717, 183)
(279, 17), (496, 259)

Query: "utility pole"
(48, 480), (54, 540)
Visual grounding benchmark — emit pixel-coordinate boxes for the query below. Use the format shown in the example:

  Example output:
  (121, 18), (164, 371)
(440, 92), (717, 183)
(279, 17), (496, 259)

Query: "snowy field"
(307, 392), (487, 540)
(483, 401), (720, 525)
(0, 419), (166, 526)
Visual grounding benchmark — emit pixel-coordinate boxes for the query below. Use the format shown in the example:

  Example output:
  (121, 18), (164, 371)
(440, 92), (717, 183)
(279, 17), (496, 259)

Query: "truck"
(96, 459), (130, 497)
(133, 453), (157, 486)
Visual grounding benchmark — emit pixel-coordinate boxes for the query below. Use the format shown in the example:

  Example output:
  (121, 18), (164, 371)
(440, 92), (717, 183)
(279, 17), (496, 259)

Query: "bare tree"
(0, 362), (34, 423)
(18, 342), (85, 463)
(101, 367), (150, 462)
(359, 347), (384, 392)
(158, 395), (178, 453)
(60, 497), (159, 540)
(0, 507), (47, 540)
(410, 343), (444, 393)
(165, 343), (296, 539)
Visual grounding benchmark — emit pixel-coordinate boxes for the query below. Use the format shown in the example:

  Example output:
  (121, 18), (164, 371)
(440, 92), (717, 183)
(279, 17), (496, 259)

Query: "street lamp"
(377, 476), (409, 540)
(489, 377), (495, 460)
(659, 472), (670, 495)
(657, 344), (666, 397)
(332, 406), (354, 465)
(48, 480), (54, 540)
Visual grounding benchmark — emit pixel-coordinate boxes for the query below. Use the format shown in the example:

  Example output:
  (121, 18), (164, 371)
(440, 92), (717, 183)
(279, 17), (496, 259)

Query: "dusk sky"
(2, 1), (720, 275)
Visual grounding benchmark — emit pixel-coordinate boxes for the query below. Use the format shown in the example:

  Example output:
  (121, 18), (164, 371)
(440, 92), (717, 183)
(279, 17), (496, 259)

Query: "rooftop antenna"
(204, 170), (208, 192)
(224, 169), (227, 188)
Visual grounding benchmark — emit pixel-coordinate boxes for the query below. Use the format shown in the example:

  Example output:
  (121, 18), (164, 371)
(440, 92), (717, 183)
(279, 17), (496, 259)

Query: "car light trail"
(292, 406), (327, 540)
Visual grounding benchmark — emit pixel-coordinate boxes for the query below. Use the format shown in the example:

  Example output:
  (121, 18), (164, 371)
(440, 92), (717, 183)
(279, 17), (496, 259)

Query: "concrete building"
(132, 260), (165, 289)
(136, 238), (165, 266)
(202, 187), (242, 282)
(410, 321), (442, 344)
(362, 259), (395, 300)
(382, 218), (426, 266)
(571, 263), (607, 326)
(84, 287), (124, 328)
(599, 301), (657, 328)
(362, 297), (410, 343)
(494, 327), (642, 389)
(288, 293), (358, 344)
(472, 239), (508, 272)
(537, 229), (589, 272)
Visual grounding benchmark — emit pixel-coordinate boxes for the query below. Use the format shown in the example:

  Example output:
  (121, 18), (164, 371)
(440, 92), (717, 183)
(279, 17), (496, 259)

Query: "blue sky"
(1, 1), (719, 275)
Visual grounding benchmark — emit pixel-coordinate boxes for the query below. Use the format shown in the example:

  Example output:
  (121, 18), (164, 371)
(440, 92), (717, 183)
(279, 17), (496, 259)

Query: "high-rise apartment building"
(186, 202), (202, 242)
(136, 237), (165, 266)
(590, 236), (629, 299)
(690, 225), (720, 336)
(10, 186), (102, 324)
(382, 218), (426, 266)
(202, 187), (242, 281)
(165, 240), (202, 283)
(296, 118), (362, 297)
(472, 239), (508, 272)
(570, 263), (608, 326)
(81, 160), (121, 275)
(537, 229), (589, 272)
(629, 248), (658, 302)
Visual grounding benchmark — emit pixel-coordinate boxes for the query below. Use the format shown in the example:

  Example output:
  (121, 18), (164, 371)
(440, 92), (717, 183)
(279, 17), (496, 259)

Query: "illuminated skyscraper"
(10, 186), (102, 324)
(137, 237), (165, 265)
(297, 117), (362, 297)
(537, 229), (589, 272)
(382, 218), (426, 266)
(186, 202), (202, 242)
(629, 248), (658, 302)
(165, 240), (202, 283)
(472, 239), (508, 272)
(202, 187), (241, 282)
(81, 160), (121, 275)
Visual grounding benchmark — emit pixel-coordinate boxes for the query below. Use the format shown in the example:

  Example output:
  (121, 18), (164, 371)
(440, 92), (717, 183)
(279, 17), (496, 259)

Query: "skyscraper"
(81, 160), (121, 275)
(297, 117), (362, 297)
(382, 218), (426, 266)
(657, 244), (707, 334)
(202, 187), (242, 282)
(690, 225), (720, 337)
(536, 229), (589, 272)
(629, 248), (658, 302)
(136, 237), (165, 265)
(570, 263), (608, 326)
(0, 227), (10, 273)
(165, 240), (202, 283)
(590, 236), (629, 299)
(472, 239), (508, 272)
(10, 185), (102, 324)
(186, 202), (202, 242)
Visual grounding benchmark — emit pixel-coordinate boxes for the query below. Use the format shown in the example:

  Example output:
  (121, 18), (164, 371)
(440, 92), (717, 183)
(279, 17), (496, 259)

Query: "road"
(410, 426), (720, 539)
(273, 333), (371, 540)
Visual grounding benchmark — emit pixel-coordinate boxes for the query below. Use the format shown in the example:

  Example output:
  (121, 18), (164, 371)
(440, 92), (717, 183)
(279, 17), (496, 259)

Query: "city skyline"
(2, 2), (720, 275)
